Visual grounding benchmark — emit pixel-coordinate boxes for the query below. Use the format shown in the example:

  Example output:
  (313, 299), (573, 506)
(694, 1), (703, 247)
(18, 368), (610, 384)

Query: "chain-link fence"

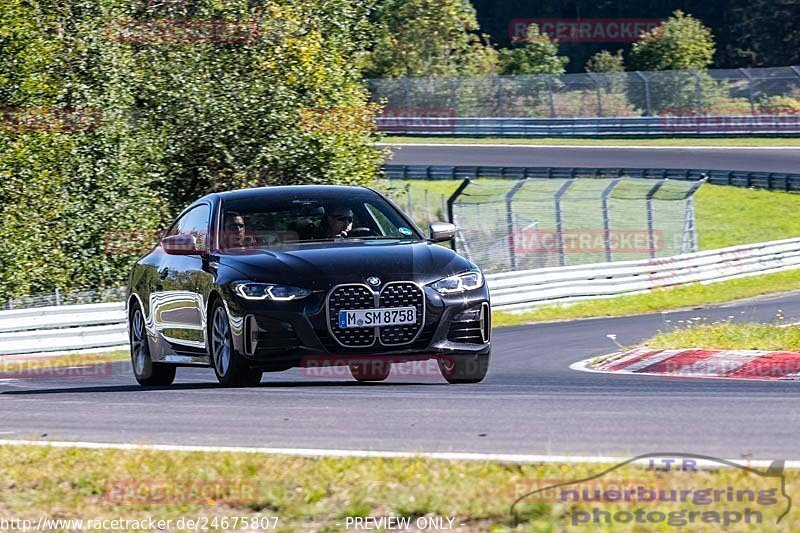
(379, 181), (450, 228)
(368, 66), (800, 118)
(449, 177), (704, 273)
(3, 286), (126, 310)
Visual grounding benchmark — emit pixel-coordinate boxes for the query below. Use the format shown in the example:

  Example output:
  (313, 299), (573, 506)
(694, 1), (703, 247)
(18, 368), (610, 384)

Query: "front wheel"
(209, 300), (262, 387)
(129, 303), (176, 387)
(438, 352), (490, 384)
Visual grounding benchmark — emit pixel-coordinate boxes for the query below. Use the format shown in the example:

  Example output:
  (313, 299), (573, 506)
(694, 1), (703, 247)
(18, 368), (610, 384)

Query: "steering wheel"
(347, 227), (376, 238)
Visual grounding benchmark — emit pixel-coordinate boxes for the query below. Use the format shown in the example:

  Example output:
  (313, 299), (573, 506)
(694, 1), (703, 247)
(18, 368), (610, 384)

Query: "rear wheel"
(349, 359), (391, 382)
(210, 300), (262, 387)
(129, 303), (176, 387)
(438, 352), (490, 384)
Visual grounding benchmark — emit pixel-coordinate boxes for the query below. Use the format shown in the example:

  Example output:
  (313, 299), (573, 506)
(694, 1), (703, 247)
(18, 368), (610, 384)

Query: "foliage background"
(0, 0), (383, 300)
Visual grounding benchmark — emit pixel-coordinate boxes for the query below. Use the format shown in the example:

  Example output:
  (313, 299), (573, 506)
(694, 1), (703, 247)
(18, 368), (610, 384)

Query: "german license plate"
(338, 307), (416, 328)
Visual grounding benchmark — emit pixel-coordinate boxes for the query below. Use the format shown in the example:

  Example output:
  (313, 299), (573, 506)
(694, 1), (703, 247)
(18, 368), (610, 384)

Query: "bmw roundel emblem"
(367, 276), (381, 286)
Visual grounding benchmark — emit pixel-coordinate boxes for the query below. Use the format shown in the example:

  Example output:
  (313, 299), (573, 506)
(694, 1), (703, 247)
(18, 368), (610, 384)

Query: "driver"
(318, 206), (354, 238)
(223, 212), (254, 248)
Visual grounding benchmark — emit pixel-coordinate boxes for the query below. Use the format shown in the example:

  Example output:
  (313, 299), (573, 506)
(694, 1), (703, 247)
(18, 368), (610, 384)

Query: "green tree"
(630, 10), (716, 71)
(498, 24), (568, 76)
(585, 50), (625, 73)
(362, 0), (497, 78)
(0, 0), (382, 300)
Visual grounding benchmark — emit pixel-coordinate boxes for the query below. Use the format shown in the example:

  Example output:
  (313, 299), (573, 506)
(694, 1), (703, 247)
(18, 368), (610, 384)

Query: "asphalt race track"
(383, 143), (800, 174)
(2, 292), (800, 460)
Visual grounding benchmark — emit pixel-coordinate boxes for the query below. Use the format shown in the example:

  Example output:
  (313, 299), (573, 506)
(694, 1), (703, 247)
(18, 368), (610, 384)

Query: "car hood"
(218, 240), (472, 290)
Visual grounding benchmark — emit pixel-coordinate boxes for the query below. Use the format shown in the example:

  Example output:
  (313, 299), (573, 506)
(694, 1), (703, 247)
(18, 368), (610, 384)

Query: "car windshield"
(219, 189), (421, 250)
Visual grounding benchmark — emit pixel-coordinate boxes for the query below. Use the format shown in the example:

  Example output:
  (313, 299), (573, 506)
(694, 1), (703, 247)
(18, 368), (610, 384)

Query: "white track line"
(378, 142), (800, 150)
(0, 439), (797, 469)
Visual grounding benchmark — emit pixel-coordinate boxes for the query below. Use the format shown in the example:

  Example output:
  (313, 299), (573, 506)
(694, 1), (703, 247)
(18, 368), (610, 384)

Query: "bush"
(631, 11), (716, 71)
(761, 96), (800, 114)
(498, 24), (568, 76)
(585, 50), (625, 73)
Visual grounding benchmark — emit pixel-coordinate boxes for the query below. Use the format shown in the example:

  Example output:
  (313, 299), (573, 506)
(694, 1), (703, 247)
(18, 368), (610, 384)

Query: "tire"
(129, 302), (176, 387)
(438, 351), (490, 384)
(349, 359), (391, 382)
(209, 299), (262, 387)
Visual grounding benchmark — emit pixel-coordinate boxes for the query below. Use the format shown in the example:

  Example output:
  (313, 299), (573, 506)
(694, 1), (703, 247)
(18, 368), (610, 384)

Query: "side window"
(166, 205), (211, 251)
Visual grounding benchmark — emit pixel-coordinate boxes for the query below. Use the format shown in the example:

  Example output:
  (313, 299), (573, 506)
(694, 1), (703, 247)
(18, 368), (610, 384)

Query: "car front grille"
(327, 285), (376, 347)
(378, 283), (425, 345)
(327, 282), (425, 348)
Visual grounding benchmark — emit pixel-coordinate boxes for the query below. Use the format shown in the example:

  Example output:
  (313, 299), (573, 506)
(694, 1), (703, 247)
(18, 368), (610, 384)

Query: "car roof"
(210, 184), (376, 202)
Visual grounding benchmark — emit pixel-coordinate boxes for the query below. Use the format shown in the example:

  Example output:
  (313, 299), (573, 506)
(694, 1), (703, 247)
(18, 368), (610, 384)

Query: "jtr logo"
(645, 458), (698, 472)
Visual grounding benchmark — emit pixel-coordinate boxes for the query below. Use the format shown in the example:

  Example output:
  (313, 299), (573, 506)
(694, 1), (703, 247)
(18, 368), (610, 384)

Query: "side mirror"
(429, 221), (456, 243)
(161, 234), (200, 255)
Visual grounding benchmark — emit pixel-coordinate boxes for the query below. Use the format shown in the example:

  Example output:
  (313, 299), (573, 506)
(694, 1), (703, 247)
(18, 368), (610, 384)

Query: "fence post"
(588, 73), (603, 117)
(496, 76), (505, 117)
(449, 77), (457, 116)
(55, 287), (61, 306)
(601, 179), (622, 262)
(7, 298), (12, 310)
(403, 77), (411, 113)
(645, 180), (666, 259)
(447, 179), (471, 251)
(635, 71), (652, 116)
(505, 180), (527, 270)
(554, 179), (575, 267)
(740, 68), (756, 115)
(546, 76), (556, 118)
(423, 188), (430, 222)
(405, 183), (412, 214)
(692, 70), (703, 113)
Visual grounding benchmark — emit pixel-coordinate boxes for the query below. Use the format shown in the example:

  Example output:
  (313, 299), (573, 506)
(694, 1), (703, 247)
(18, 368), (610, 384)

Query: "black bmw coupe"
(126, 185), (491, 387)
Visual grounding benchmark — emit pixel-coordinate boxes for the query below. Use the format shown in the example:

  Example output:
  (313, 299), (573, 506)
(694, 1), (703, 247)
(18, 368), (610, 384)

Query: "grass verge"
(381, 136), (800, 147)
(644, 321), (800, 351)
(0, 445), (795, 531)
(492, 269), (800, 327)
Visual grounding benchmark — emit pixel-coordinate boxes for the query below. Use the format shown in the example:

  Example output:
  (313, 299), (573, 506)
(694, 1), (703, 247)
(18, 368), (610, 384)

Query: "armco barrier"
(1, 238), (800, 353)
(486, 237), (800, 311)
(374, 115), (800, 137)
(0, 303), (126, 355)
(382, 165), (800, 192)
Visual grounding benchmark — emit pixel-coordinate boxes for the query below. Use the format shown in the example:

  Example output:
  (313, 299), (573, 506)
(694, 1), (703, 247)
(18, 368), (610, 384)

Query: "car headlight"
(430, 269), (484, 295)
(232, 282), (312, 301)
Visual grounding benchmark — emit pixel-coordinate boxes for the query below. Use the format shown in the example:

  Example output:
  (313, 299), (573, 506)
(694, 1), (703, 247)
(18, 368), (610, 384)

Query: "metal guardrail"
(375, 115), (800, 137)
(382, 165), (800, 192)
(0, 303), (126, 355)
(2, 237), (800, 352)
(486, 237), (800, 311)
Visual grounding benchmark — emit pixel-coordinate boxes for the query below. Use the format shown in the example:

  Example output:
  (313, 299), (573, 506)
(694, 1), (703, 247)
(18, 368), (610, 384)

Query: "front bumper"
(225, 284), (491, 367)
